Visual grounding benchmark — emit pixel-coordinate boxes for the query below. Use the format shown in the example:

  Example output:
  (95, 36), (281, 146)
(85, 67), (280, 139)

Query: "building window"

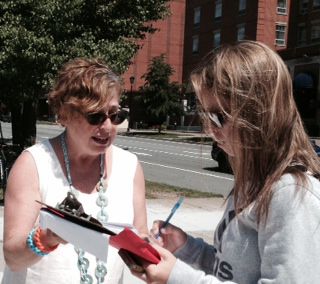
(237, 24), (245, 41)
(277, 0), (287, 14)
(215, 0), (222, 19)
(213, 30), (221, 47)
(239, 0), (247, 13)
(194, 7), (201, 26)
(192, 35), (199, 53)
(313, 0), (320, 8)
(311, 21), (320, 42)
(299, 0), (309, 14)
(297, 24), (307, 45)
(275, 24), (286, 46)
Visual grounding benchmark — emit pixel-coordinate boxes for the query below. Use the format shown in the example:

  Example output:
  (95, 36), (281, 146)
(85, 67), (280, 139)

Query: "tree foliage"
(0, 0), (170, 145)
(141, 54), (183, 133)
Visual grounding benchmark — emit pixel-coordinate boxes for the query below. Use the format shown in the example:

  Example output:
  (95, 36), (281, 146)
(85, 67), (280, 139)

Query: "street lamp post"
(127, 76), (135, 132)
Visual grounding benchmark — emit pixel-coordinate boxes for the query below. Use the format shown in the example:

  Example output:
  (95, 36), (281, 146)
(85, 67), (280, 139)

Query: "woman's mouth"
(92, 136), (109, 145)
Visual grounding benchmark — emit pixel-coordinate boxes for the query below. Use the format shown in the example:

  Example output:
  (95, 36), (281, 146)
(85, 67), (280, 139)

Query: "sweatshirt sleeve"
(174, 235), (216, 274)
(168, 260), (237, 284)
(168, 175), (320, 284)
(257, 180), (320, 283)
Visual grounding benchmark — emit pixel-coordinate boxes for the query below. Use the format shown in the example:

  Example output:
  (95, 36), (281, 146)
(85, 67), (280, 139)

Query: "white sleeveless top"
(2, 140), (138, 284)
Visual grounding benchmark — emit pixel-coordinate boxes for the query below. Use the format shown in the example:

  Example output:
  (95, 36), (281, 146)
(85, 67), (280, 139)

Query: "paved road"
(0, 197), (225, 282)
(1, 122), (234, 197)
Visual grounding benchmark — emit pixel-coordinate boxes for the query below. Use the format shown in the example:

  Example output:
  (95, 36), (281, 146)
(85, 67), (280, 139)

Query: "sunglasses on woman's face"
(203, 112), (226, 128)
(85, 109), (128, 126)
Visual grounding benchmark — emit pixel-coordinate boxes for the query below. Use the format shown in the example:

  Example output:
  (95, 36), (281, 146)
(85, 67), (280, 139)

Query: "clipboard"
(37, 200), (160, 272)
(37, 201), (116, 235)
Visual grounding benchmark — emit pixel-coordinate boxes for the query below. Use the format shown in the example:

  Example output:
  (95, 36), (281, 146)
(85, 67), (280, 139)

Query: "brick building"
(183, 0), (291, 83)
(121, 0), (186, 129)
(183, 0), (320, 134)
(122, 0), (186, 92)
(279, 0), (320, 136)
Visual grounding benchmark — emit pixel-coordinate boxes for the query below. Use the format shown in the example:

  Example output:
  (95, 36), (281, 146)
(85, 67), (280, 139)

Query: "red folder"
(110, 228), (160, 264)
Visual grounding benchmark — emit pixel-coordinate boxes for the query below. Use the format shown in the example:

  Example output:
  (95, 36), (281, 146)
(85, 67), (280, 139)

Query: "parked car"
(211, 139), (320, 174)
(211, 142), (232, 174)
(310, 139), (320, 157)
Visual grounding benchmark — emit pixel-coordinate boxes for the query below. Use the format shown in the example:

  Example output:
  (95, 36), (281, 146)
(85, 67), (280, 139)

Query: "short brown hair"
(48, 58), (122, 121)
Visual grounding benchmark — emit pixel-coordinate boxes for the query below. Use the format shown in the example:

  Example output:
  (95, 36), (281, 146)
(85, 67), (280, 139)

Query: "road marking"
(140, 161), (234, 181)
(116, 144), (212, 160)
(183, 150), (210, 155)
(116, 136), (212, 150)
(132, 152), (152, 156)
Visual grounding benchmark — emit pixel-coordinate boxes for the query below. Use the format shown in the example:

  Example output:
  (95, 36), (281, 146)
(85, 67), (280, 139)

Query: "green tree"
(141, 54), (183, 133)
(0, 0), (170, 146)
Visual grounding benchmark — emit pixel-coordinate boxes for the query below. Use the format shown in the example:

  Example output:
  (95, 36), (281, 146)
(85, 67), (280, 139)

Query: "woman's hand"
(150, 220), (187, 253)
(133, 243), (177, 284)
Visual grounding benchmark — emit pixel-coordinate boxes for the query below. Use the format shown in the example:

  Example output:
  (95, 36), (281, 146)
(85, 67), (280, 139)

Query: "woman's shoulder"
(25, 139), (51, 154)
(272, 173), (320, 205)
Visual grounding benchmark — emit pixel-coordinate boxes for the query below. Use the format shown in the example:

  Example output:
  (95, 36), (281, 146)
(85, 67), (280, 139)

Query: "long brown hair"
(191, 41), (320, 222)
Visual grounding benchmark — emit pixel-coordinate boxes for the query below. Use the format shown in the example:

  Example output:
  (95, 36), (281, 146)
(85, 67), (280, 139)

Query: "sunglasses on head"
(203, 111), (226, 128)
(85, 109), (128, 126)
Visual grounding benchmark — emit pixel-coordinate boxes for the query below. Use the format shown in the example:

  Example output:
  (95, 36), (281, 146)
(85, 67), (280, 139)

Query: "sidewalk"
(0, 197), (225, 283)
(124, 197), (225, 283)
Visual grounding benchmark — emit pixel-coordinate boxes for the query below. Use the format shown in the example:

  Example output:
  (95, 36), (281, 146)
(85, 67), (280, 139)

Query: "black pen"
(156, 196), (185, 239)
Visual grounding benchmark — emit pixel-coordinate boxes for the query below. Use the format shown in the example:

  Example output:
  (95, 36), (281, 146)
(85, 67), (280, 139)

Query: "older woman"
(3, 58), (148, 284)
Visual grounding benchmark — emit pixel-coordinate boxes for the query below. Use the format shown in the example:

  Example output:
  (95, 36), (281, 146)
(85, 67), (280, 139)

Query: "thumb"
(149, 242), (172, 260)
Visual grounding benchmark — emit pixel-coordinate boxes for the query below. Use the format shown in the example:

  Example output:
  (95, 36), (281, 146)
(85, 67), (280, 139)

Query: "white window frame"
(194, 7), (201, 26)
(275, 23), (286, 46)
(213, 30), (221, 47)
(192, 35), (199, 53)
(239, 0), (247, 12)
(237, 24), (245, 41)
(215, 0), (222, 19)
(277, 0), (287, 14)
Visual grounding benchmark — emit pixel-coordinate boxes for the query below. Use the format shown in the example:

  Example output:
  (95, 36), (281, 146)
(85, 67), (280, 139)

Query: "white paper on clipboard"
(39, 210), (110, 262)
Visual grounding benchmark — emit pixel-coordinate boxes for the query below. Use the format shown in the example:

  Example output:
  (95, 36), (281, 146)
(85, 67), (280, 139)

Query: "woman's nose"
(99, 116), (113, 129)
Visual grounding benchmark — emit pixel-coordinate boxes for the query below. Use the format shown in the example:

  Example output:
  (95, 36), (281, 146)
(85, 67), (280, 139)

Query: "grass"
(145, 180), (223, 199)
(0, 181), (222, 204)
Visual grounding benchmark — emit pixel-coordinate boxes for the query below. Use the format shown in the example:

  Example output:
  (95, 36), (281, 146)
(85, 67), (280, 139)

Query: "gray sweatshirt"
(168, 173), (320, 284)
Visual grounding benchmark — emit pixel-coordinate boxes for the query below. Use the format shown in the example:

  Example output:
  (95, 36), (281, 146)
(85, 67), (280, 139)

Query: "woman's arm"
(151, 221), (216, 274)
(140, 243), (237, 284)
(174, 234), (216, 274)
(132, 161), (148, 235)
(258, 181), (320, 283)
(3, 151), (60, 271)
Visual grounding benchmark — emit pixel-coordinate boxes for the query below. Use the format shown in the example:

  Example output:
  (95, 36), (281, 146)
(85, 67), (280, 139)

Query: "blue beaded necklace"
(60, 131), (108, 284)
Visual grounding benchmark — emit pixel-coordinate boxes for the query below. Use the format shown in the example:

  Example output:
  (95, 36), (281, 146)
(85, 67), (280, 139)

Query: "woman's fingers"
(150, 220), (164, 237)
(143, 243), (177, 284)
(149, 221), (187, 253)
